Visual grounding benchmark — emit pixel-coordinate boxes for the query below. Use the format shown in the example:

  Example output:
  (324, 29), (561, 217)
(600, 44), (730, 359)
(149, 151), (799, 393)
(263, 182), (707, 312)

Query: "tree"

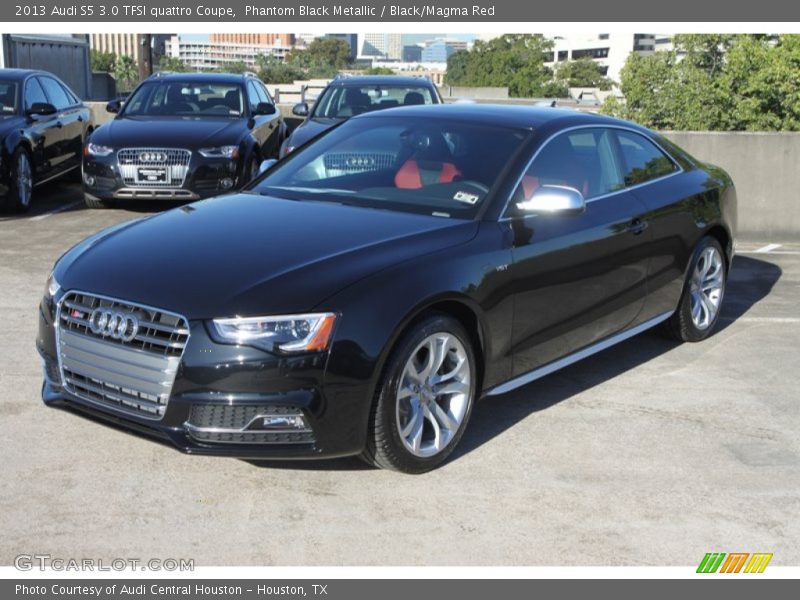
(290, 37), (352, 72)
(114, 55), (139, 92)
(555, 58), (614, 90)
(441, 34), (557, 97)
(364, 67), (395, 75)
(256, 54), (303, 85)
(220, 60), (250, 74)
(601, 34), (800, 131)
(90, 50), (116, 73)
(157, 55), (189, 73)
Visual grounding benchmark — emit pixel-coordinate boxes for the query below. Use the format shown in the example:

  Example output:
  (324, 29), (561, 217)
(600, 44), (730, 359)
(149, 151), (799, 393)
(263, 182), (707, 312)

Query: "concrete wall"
(444, 86), (509, 99)
(663, 132), (800, 239)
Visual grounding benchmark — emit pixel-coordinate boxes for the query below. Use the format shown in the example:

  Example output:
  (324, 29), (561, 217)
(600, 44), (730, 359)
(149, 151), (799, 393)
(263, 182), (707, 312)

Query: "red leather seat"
(395, 159), (462, 189)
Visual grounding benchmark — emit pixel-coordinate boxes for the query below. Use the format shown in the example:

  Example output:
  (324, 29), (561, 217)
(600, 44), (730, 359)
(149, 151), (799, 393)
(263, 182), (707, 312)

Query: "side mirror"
(253, 102), (276, 116)
(516, 185), (586, 216)
(106, 99), (122, 114)
(258, 159), (277, 175)
(26, 102), (57, 117)
(292, 102), (309, 117)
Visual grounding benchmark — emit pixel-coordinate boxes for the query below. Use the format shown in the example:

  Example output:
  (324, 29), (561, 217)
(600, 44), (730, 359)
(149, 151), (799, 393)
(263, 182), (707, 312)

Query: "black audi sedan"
(1, 68), (92, 211)
(280, 75), (442, 157)
(82, 72), (286, 208)
(38, 105), (736, 473)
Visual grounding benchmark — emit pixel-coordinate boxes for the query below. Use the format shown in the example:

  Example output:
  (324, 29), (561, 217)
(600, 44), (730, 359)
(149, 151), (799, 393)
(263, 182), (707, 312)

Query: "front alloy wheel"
(396, 333), (471, 458)
(363, 314), (477, 473)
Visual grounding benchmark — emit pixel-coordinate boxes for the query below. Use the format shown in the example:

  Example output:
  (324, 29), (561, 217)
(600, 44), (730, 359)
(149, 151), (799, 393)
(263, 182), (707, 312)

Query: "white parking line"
(753, 243), (783, 253)
(29, 200), (83, 222)
(722, 316), (800, 323)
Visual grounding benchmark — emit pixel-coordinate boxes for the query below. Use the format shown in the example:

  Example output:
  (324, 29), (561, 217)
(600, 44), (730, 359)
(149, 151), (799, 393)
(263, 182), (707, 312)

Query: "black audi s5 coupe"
(82, 72), (286, 208)
(38, 105), (736, 473)
(1, 68), (92, 211)
(280, 75), (442, 157)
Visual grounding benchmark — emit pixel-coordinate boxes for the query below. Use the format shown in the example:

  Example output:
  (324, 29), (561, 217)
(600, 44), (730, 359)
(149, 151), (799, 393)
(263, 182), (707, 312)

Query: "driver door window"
(508, 128), (625, 217)
(24, 78), (48, 111)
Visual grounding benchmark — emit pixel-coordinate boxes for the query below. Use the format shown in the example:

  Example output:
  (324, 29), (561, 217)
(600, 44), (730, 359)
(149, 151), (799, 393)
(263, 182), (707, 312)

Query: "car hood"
(94, 116), (244, 149)
(56, 193), (477, 319)
(287, 118), (340, 149)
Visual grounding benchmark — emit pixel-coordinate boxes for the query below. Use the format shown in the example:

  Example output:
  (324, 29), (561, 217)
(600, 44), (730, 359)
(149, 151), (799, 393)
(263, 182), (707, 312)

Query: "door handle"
(627, 218), (648, 235)
(55, 121), (63, 128)
(77, 115), (84, 122)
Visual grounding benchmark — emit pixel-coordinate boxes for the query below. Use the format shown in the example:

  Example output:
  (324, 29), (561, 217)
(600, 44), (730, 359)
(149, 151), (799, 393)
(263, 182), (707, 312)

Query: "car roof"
(328, 75), (436, 87)
(0, 68), (57, 81)
(147, 72), (252, 84)
(351, 103), (645, 132)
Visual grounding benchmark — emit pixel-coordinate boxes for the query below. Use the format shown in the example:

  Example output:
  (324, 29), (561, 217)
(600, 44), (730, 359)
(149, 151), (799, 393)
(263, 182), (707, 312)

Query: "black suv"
(82, 72), (286, 208)
(281, 75), (442, 157)
(0, 68), (92, 212)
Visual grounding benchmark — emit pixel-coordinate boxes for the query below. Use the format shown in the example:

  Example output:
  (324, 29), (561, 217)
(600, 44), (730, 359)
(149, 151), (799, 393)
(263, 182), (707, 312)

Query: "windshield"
(121, 80), (245, 118)
(312, 85), (436, 119)
(253, 116), (529, 219)
(0, 81), (18, 116)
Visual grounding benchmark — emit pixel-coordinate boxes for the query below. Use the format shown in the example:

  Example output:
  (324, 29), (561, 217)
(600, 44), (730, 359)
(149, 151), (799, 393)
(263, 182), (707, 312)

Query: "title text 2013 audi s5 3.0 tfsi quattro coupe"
(38, 105), (736, 473)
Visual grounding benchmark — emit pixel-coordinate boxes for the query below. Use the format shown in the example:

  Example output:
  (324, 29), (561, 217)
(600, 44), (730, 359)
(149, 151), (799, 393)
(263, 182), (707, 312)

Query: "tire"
(6, 147), (34, 212)
(662, 236), (727, 342)
(245, 154), (260, 183)
(84, 193), (111, 209)
(362, 314), (478, 473)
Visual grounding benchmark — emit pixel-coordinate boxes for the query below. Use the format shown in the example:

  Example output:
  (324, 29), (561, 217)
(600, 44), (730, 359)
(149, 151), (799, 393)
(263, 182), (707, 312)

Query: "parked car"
(0, 68), (92, 211)
(82, 72), (286, 208)
(38, 105), (736, 473)
(280, 75), (442, 157)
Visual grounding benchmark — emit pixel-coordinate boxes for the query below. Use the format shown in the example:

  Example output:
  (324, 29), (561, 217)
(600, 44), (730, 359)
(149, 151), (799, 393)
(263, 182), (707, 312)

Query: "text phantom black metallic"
(0, 69), (92, 211)
(38, 105), (736, 473)
(82, 72), (286, 208)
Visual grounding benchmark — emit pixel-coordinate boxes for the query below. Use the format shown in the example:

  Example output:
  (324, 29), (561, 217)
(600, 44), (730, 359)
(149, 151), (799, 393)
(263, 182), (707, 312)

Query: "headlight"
(198, 146), (239, 159)
(211, 313), (337, 353)
(45, 272), (60, 298)
(84, 142), (113, 157)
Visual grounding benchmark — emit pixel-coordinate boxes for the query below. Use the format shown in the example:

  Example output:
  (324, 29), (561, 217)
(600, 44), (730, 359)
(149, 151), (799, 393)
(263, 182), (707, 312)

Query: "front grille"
(323, 152), (396, 176)
(117, 148), (191, 188)
(57, 292), (190, 419)
(186, 404), (314, 445)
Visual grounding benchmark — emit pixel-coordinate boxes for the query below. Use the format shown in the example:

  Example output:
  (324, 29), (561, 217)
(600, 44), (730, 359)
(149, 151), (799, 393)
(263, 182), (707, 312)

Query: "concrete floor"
(1, 183), (798, 566)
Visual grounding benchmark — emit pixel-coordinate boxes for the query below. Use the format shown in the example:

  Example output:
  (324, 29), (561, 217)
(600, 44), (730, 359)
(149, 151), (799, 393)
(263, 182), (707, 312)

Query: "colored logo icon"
(697, 552), (773, 573)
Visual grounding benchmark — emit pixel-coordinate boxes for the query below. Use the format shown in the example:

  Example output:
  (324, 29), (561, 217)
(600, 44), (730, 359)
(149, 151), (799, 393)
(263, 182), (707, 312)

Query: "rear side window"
(39, 77), (73, 110)
(615, 130), (678, 186)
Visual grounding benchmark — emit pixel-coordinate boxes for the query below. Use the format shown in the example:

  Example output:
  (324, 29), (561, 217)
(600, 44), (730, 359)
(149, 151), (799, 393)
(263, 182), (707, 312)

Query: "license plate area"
(136, 167), (167, 183)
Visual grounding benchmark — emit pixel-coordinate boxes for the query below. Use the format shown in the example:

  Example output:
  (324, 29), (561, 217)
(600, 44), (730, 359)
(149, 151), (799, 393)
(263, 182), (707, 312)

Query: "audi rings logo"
(88, 308), (139, 342)
(139, 152), (167, 163)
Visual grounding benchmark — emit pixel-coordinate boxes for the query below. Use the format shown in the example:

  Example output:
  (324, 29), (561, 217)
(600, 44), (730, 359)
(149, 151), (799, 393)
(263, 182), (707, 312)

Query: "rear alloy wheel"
(8, 148), (33, 211)
(363, 314), (477, 473)
(663, 236), (727, 342)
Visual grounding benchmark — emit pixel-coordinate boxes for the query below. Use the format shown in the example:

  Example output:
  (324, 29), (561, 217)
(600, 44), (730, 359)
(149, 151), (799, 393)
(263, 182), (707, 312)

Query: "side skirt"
(484, 311), (674, 397)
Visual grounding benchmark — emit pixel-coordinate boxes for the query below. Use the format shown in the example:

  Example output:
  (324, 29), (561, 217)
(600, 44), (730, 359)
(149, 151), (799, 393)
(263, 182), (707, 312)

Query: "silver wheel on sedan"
(16, 152), (33, 209)
(395, 333), (472, 458)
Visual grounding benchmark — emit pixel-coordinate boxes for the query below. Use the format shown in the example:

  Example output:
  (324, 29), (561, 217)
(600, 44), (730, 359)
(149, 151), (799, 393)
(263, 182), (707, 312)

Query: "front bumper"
(37, 295), (370, 460)
(82, 152), (244, 202)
